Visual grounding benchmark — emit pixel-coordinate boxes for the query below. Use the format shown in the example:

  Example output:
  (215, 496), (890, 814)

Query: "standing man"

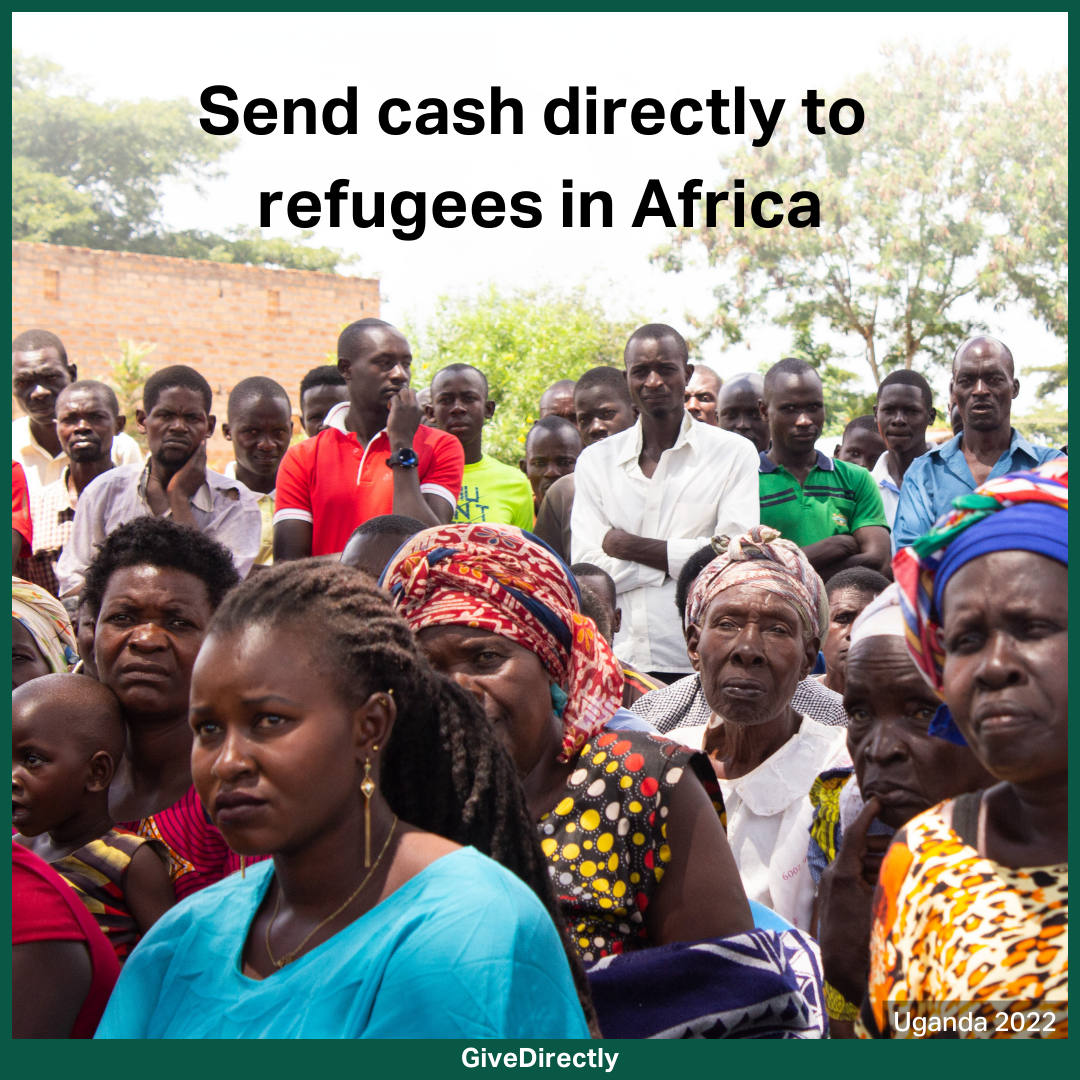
(57, 365), (262, 596)
(427, 363), (533, 527)
(572, 323), (759, 684)
(537, 379), (577, 422)
(758, 358), (890, 581)
(12, 329), (142, 491)
(533, 366), (638, 561)
(870, 369), (936, 534)
(894, 336), (1062, 548)
(18, 381), (125, 595)
(274, 318), (464, 560)
(684, 365), (723, 425)
(519, 417), (582, 514)
(223, 377), (294, 567)
(298, 365), (349, 438)
(717, 373), (770, 452)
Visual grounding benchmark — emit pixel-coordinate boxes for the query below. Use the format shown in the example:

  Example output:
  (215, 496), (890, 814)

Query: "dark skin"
(573, 384), (637, 447)
(602, 335), (696, 575)
(873, 384), (936, 487)
(300, 383), (349, 439)
(189, 621), (459, 980)
(75, 601), (99, 680)
(538, 381), (577, 423)
(416, 386), (432, 426)
(764, 371), (890, 581)
(418, 623), (753, 944)
(940, 551), (1067, 868)
(137, 387), (216, 529)
(817, 636), (995, 1033)
(575, 576), (621, 646)
(834, 427), (887, 471)
(340, 531), (413, 582)
(718, 375), (769, 453)
(949, 337), (1019, 488)
(427, 368), (494, 465)
(820, 586), (877, 696)
(12, 528), (26, 572)
(277, 327), (452, 560)
(95, 565), (215, 823)
(223, 394), (293, 495)
(520, 426), (582, 508)
(12, 345), (77, 459)
(12, 680), (176, 934)
(684, 367), (722, 426)
(690, 585), (818, 779)
(55, 384), (124, 497)
(12, 940), (92, 1038)
(12, 618), (52, 688)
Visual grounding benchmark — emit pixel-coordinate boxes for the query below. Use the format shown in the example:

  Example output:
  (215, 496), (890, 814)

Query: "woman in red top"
(13, 842), (120, 1038)
(81, 516), (256, 899)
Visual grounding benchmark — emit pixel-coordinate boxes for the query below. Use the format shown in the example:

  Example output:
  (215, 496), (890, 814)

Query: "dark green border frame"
(7, 4), (1072, 1071)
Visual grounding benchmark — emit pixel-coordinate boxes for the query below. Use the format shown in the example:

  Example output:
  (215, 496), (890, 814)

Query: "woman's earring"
(240, 855), (246, 879)
(362, 744), (379, 868)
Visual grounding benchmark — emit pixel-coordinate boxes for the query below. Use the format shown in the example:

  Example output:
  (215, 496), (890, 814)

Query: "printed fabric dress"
(859, 793), (1068, 1039)
(537, 728), (724, 963)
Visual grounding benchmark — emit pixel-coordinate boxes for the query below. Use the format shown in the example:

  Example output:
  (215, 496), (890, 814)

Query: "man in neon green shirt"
(427, 364), (535, 529)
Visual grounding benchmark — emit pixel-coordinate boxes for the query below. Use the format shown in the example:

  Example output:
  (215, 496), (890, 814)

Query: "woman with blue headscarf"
(860, 458), (1067, 1039)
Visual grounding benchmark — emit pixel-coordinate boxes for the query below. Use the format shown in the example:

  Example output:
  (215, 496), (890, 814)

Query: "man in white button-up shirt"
(571, 324), (760, 679)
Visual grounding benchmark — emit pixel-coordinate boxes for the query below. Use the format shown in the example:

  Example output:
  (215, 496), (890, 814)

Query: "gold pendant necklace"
(265, 815), (398, 969)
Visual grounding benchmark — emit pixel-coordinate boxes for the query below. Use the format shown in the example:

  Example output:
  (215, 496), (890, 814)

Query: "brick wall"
(12, 242), (380, 468)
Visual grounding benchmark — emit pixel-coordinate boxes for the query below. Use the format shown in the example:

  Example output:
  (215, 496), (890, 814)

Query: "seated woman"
(684, 527), (848, 930)
(81, 517), (246, 899)
(860, 458), (1067, 1038)
(12, 576), (78, 688)
(385, 524), (827, 1038)
(97, 562), (591, 1039)
(810, 584), (994, 1037)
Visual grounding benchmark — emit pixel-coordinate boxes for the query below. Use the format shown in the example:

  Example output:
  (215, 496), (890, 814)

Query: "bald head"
(718, 372), (769, 452)
(539, 379), (577, 422)
(950, 335), (1019, 436)
(12, 673), (125, 763)
(952, 335), (1014, 377)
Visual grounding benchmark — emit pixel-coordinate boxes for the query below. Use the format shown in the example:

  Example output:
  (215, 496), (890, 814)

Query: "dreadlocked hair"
(207, 559), (601, 1036)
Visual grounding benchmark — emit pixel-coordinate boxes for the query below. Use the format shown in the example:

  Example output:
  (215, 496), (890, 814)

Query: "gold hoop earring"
(240, 855), (246, 878)
(362, 744), (379, 868)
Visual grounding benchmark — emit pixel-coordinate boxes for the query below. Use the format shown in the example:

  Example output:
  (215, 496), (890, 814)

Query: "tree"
(405, 286), (640, 464)
(12, 51), (354, 273)
(652, 44), (1068, 386)
(102, 337), (156, 450)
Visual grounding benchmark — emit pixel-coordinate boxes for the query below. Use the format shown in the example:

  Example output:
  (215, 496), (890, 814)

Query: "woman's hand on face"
(817, 795), (882, 1007)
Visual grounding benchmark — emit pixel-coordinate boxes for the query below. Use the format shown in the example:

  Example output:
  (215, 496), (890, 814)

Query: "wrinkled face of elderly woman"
(693, 583), (819, 726)
(940, 550), (1067, 785)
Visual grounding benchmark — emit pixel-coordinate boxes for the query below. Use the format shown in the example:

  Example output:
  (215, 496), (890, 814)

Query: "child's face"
(11, 701), (107, 837)
(837, 427), (887, 470)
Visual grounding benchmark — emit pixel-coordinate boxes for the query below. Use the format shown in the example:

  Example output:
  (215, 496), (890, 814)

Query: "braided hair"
(207, 559), (600, 1034)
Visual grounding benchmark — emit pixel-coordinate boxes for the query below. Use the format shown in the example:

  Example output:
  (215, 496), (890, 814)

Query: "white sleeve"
(56, 485), (104, 597)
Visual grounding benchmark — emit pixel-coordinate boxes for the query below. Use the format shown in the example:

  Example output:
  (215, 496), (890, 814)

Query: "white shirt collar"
(612, 410), (698, 467)
(871, 450), (900, 492)
(323, 400), (351, 433)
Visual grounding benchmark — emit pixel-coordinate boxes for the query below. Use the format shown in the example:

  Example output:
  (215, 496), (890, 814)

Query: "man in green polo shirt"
(758, 358), (890, 582)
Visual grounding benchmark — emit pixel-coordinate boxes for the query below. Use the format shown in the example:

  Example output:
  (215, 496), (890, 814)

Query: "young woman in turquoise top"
(96, 561), (593, 1039)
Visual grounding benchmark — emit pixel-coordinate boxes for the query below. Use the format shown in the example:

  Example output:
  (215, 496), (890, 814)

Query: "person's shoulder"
(416, 424), (465, 457)
(481, 454), (532, 485)
(799, 713), (852, 752)
(208, 469), (261, 506)
(81, 463), (142, 500)
(699, 422), (760, 458)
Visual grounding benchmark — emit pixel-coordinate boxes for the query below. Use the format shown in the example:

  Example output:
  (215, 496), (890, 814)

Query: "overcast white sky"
(13, 10), (1068, 410)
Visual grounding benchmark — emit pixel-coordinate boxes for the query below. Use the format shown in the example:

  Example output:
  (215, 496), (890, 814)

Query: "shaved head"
(720, 372), (764, 401)
(12, 673), (125, 762)
(952, 335), (1014, 377)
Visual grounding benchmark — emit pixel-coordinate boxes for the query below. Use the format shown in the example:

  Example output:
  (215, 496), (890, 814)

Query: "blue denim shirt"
(892, 429), (1063, 549)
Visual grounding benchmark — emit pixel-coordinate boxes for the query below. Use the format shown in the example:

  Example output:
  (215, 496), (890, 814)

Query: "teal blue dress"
(95, 847), (589, 1039)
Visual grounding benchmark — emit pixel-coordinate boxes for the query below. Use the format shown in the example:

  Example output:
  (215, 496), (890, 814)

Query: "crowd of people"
(11, 318), (1068, 1040)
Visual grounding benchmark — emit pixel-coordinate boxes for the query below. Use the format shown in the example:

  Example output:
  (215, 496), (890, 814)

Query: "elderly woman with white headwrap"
(682, 526), (848, 929)
(12, 576), (78, 688)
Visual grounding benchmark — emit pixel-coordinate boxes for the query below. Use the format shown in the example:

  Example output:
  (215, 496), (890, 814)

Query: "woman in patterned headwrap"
(12, 575), (78, 687)
(860, 458), (1067, 1039)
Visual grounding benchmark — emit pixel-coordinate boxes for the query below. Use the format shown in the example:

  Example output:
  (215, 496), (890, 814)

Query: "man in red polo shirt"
(274, 319), (464, 559)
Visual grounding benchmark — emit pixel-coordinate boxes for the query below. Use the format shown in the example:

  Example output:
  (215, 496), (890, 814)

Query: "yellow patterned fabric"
(859, 801), (1068, 1038)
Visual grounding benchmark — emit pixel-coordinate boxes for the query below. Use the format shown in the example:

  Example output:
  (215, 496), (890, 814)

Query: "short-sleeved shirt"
(758, 450), (888, 547)
(454, 454), (534, 528)
(12, 461), (32, 551)
(273, 401), (464, 556)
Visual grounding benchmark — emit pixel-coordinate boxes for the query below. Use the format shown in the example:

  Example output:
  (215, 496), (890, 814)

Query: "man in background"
(340, 514), (428, 580)
(223, 377), (293, 567)
(520, 416), (582, 515)
(533, 366), (638, 561)
(538, 379), (577, 422)
(717, 372), (770, 452)
(834, 416), (887, 471)
(12, 329), (141, 491)
(684, 365), (723, 425)
(818, 567), (890, 696)
(427, 363), (533, 527)
(298, 364), (349, 438)
(18, 381), (124, 595)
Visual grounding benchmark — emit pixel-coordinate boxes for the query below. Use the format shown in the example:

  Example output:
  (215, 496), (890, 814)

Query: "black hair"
(571, 563), (617, 605)
(143, 365), (213, 414)
(526, 415), (582, 448)
(675, 544), (718, 624)
(13, 329), (69, 367)
(206, 561), (599, 1033)
(299, 365), (346, 403)
(624, 323), (689, 364)
(337, 318), (397, 362)
(59, 379), (120, 417)
(825, 566), (890, 599)
(842, 415), (881, 438)
(81, 517), (242, 619)
(227, 376), (290, 422)
(346, 514), (429, 543)
(763, 357), (819, 398)
(574, 366), (632, 405)
(878, 368), (933, 411)
(432, 363), (489, 396)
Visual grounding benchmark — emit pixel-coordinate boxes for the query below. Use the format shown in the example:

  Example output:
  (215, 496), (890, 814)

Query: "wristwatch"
(386, 447), (419, 469)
